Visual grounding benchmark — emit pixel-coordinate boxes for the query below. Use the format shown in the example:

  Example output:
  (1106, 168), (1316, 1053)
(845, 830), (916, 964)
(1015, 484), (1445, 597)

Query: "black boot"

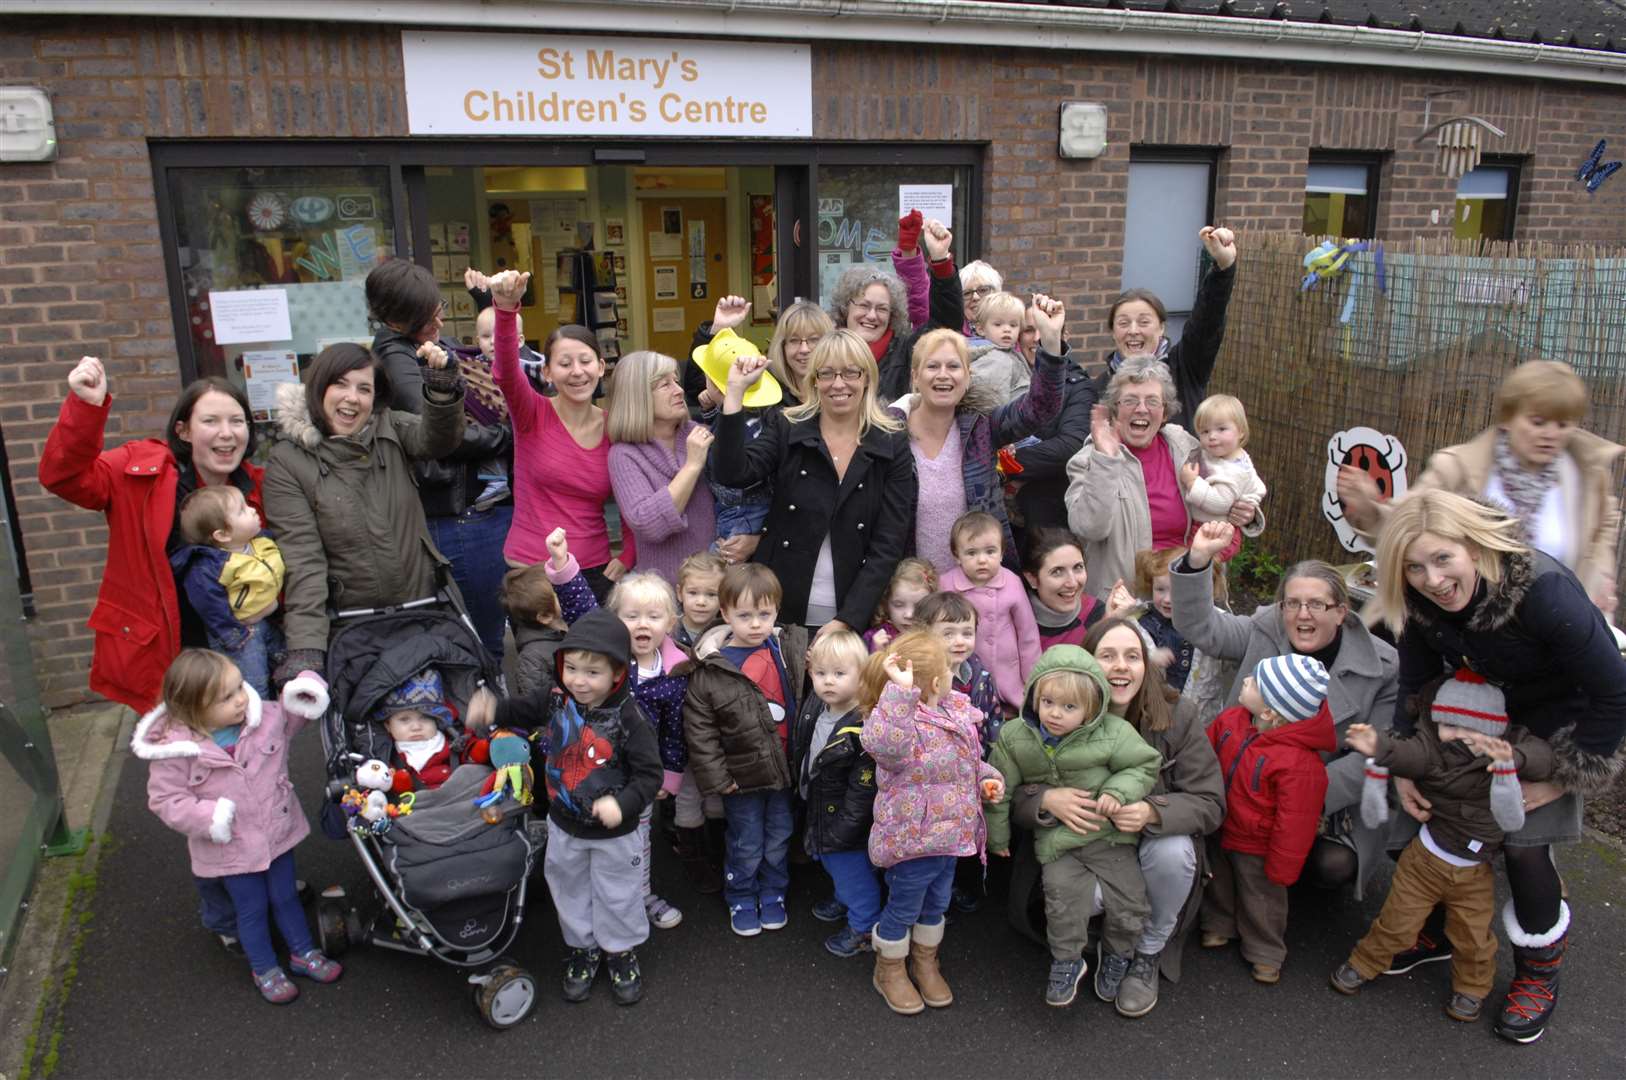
(672, 825), (722, 894)
(1495, 902), (1569, 1044)
(702, 818), (728, 895)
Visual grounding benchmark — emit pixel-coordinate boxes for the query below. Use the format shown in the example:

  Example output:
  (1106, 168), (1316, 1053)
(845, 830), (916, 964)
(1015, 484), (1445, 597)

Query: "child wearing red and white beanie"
(1330, 669), (1557, 1024)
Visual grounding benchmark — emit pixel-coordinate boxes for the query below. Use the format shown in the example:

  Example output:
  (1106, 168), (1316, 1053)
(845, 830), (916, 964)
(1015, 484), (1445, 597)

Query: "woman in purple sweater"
(607, 350), (718, 584)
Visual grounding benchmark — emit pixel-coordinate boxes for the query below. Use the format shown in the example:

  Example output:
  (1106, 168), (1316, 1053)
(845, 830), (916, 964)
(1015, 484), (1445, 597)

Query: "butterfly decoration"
(1577, 139), (1621, 194)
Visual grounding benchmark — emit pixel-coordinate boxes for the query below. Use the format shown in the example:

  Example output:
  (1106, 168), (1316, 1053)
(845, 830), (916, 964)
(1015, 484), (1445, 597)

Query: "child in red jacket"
(1200, 653), (1334, 984)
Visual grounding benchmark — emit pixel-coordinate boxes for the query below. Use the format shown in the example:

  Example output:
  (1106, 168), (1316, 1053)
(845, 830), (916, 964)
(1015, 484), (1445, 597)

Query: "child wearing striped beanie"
(1330, 669), (1556, 1024)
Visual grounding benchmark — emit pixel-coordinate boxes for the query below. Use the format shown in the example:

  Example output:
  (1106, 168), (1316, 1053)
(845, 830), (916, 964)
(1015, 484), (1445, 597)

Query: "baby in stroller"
(370, 667), (491, 795)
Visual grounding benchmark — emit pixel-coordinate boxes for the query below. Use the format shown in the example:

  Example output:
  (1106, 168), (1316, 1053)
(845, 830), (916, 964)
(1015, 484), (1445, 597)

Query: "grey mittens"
(1489, 760), (1526, 832)
(1360, 758), (1391, 829)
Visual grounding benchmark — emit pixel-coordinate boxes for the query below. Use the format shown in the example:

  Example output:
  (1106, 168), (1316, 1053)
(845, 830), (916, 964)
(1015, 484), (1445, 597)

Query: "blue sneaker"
(812, 897), (848, 923)
(729, 903), (761, 937)
(760, 895), (788, 931)
(824, 925), (872, 958)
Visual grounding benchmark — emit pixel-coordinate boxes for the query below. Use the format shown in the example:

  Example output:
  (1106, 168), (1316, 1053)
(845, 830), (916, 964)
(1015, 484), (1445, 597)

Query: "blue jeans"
(427, 502), (513, 659)
(818, 849), (883, 936)
(195, 875), (237, 936)
(712, 498), (770, 542)
(721, 788), (793, 909)
(221, 619), (283, 700)
(876, 855), (957, 941)
(218, 849), (312, 974)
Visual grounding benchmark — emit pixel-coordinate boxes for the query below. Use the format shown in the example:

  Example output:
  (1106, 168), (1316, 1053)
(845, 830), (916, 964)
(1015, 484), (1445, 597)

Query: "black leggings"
(1302, 838), (1359, 889)
(1504, 844), (1565, 937)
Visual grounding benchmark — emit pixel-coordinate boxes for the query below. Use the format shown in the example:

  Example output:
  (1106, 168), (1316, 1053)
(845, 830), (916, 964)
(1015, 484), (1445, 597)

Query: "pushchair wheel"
(316, 900), (351, 957)
(473, 962), (536, 1030)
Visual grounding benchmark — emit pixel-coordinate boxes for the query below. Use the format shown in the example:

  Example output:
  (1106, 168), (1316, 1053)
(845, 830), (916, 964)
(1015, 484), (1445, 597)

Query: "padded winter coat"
(791, 700), (875, 856)
(678, 623), (808, 796)
(1208, 702), (1335, 887)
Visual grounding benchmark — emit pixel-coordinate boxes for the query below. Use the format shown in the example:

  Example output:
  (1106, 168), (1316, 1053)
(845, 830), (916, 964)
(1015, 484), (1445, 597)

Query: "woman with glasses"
(1169, 519), (1398, 897)
(711, 330), (917, 640)
(1064, 359), (1263, 600)
(1010, 226), (1240, 535)
(959, 261), (1004, 334)
(825, 218), (965, 404)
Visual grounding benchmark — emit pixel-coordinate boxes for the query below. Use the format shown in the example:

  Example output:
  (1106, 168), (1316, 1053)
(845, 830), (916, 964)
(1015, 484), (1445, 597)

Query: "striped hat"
(1430, 668), (1507, 738)
(1254, 654), (1330, 723)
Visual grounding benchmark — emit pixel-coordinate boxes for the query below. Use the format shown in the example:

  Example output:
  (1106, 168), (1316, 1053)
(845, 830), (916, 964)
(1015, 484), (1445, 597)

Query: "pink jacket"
(861, 682), (999, 868)
(941, 565), (1041, 711)
(132, 674), (329, 878)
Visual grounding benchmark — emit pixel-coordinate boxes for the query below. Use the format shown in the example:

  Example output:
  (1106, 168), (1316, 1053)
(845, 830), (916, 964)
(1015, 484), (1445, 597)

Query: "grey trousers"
(1042, 841), (1149, 962)
(1201, 847), (1288, 966)
(544, 818), (649, 954)
(1088, 833), (1197, 956)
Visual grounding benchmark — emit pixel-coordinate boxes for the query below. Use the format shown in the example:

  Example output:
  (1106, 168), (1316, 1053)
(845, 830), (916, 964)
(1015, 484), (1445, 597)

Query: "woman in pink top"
(487, 270), (635, 601)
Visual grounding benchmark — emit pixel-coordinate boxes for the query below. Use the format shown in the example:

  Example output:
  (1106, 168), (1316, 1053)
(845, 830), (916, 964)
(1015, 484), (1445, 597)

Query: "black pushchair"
(314, 591), (540, 1029)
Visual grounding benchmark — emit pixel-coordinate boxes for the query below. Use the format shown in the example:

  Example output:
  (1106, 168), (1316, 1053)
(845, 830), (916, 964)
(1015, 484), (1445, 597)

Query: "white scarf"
(395, 731), (446, 771)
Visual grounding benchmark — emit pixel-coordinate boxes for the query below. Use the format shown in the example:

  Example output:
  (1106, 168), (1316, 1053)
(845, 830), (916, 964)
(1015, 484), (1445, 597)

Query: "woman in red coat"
(40, 356), (264, 713)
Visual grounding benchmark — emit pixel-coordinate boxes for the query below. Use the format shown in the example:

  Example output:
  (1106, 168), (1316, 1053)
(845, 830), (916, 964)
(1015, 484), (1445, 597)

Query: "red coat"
(1207, 702), (1334, 887)
(39, 394), (264, 712)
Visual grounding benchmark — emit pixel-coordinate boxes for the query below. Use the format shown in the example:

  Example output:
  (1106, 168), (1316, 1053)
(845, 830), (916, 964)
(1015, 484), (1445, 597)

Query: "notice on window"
(210, 288), (292, 345)
(240, 350), (301, 421)
(898, 184), (952, 222)
(654, 265), (679, 300)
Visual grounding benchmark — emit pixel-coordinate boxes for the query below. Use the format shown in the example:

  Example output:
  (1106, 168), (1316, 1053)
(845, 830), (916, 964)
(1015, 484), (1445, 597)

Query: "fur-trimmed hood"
(273, 381), (394, 454)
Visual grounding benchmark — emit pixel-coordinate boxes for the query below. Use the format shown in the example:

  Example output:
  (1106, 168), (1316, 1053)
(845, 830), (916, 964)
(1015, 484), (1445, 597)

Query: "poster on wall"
(241, 349), (301, 420)
(648, 232), (681, 260)
(662, 207), (682, 234)
(749, 193), (776, 323)
(654, 265), (679, 300)
(210, 288), (292, 344)
(652, 307), (685, 332)
(606, 218), (625, 245)
(898, 184), (953, 221)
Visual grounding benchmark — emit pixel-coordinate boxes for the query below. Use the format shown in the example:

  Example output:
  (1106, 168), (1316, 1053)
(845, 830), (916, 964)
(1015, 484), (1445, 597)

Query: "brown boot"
(871, 929), (924, 1015)
(908, 922), (953, 1007)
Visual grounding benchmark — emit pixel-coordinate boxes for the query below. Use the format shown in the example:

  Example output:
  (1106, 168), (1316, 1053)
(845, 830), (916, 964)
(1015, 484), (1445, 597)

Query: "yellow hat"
(691, 328), (782, 408)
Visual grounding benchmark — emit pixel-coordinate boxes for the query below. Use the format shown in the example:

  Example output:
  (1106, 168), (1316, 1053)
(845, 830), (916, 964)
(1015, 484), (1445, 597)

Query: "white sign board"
(899, 184), (952, 221)
(210, 288), (291, 345)
(401, 31), (812, 137)
(1322, 426), (1409, 555)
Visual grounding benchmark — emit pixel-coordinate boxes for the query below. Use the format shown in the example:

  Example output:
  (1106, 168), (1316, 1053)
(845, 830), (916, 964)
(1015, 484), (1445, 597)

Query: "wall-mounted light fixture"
(0, 88), (57, 163)
(1059, 102), (1108, 160)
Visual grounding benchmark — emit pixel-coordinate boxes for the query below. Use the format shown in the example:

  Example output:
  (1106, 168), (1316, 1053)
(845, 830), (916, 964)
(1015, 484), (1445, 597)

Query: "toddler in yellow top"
(173, 485), (287, 697)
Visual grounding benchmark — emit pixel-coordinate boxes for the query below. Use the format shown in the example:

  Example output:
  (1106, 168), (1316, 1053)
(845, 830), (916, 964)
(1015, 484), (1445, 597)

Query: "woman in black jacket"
(1373, 489), (1626, 1044)
(711, 330), (918, 639)
(366, 258), (514, 658)
(1011, 226), (1239, 533)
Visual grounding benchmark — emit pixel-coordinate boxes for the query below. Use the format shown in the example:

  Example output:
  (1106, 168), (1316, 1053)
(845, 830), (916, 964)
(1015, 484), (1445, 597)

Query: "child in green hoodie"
(987, 645), (1162, 1011)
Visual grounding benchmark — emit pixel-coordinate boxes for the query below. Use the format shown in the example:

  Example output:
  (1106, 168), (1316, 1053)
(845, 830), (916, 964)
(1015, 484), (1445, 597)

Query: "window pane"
(167, 166), (397, 420)
(815, 164), (970, 303)
(1456, 166), (1511, 199)
(1305, 163), (1369, 194)
(1304, 190), (1372, 238)
(1453, 166), (1514, 240)
(1124, 160), (1210, 315)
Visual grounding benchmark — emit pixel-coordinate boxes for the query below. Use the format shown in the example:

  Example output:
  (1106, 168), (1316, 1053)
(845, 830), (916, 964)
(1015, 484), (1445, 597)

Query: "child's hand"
(1179, 461), (1200, 490)
(545, 526), (569, 569)
(1466, 733), (1516, 766)
(1094, 793), (1122, 818)
(591, 795), (623, 829)
(67, 356), (108, 406)
(466, 687), (498, 735)
(1151, 647), (1175, 670)
(870, 627), (891, 651)
(711, 295), (751, 332)
(417, 341), (449, 370)
(1105, 580), (1137, 619)
(882, 652), (913, 690)
(1344, 722), (1378, 757)
(720, 781), (740, 795)
(685, 423), (715, 463)
(488, 269), (530, 312)
(922, 218), (952, 262)
(980, 777), (1005, 803)
(991, 848), (1011, 858)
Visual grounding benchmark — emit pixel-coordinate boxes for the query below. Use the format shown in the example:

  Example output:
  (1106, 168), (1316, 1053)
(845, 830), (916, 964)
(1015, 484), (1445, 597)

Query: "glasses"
(965, 285), (997, 299)
(784, 336), (821, 350)
(1281, 598), (1339, 614)
(815, 367), (867, 385)
(851, 302), (891, 318)
(1117, 395), (1164, 412)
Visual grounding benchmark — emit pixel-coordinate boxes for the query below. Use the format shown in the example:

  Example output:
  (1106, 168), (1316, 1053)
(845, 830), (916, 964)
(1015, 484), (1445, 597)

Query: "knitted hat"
(1430, 669), (1508, 738)
(371, 668), (454, 729)
(1253, 654), (1330, 723)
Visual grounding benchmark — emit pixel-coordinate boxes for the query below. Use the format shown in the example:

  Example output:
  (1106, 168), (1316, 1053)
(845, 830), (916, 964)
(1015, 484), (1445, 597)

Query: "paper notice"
(652, 307), (685, 333)
(899, 184), (953, 222)
(240, 349), (301, 420)
(210, 288), (292, 345)
(654, 265), (679, 300)
(648, 232), (681, 260)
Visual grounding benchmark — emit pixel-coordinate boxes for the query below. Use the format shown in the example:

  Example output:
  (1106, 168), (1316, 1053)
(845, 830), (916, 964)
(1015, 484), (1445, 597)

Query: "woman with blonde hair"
(711, 330), (917, 639)
(1341, 359), (1623, 612)
(607, 350), (717, 584)
(1373, 488), (1626, 1044)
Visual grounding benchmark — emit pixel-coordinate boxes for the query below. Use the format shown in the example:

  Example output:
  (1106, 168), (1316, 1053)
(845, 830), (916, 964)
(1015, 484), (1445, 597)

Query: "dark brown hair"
(719, 563), (783, 612)
(500, 563), (560, 625)
(1022, 526), (1087, 575)
(166, 376), (256, 463)
(542, 325), (602, 364)
(1083, 616), (1176, 734)
(1106, 288), (1168, 331)
(305, 343), (390, 437)
(913, 590), (978, 628)
(178, 485), (244, 547)
(365, 258), (442, 339)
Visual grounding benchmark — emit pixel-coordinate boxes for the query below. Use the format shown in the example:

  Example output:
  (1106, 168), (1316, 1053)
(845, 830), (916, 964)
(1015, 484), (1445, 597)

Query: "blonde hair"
(975, 291), (1026, 327)
(873, 557), (939, 627)
(1033, 668), (1102, 715)
(1373, 489), (1525, 633)
(608, 571), (679, 622)
(606, 350), (680, 443)
(178, 485), (245, 547)
(1493, 360), (1589, 425)
(859, 629), (950, 714)
(500, 564), (560, 625)
(161, 649), (239, 738)
(766, 301), (834, 399)
(782, 329), (901, 437)
(808, 628), (869, 672)
(677, 551), (727, 589)
(1193, 393), (1249, 447)
(910, 328), (969, 384)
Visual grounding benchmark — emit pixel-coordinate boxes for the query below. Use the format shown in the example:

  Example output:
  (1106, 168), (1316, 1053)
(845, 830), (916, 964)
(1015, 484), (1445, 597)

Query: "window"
(1124, 151), (1216, 339)
(814, 164), (972, 301)
(1454, 164), (1519, 242)
(1304, 157), (1379, 238)
(164, 165), (398, 419)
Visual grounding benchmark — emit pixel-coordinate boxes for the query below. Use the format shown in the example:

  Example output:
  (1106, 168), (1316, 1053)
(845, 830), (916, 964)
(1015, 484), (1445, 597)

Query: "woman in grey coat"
(1171, 521), (1398, 898)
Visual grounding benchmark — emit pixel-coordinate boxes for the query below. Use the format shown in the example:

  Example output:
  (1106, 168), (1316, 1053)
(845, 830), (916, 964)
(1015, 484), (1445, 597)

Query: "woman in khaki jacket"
(1338, 360), (1623, 611)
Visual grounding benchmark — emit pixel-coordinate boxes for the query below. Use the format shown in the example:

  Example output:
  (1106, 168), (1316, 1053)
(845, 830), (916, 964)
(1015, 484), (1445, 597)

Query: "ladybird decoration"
(1322, 426), (1409, 554)
(246, 192), (286, 231)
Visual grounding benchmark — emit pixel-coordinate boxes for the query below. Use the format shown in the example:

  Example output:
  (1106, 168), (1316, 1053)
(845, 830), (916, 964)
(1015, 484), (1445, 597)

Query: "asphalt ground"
(52, 727), (1626, 1079)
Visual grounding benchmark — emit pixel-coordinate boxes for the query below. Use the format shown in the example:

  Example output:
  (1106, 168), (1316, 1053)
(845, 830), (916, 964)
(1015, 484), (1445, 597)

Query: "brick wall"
(4, 16), (1625, 707)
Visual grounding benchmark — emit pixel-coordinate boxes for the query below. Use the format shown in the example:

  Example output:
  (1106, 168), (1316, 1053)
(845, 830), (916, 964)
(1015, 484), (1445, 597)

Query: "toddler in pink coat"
(133, 649), (341, 1005)
(938, 511), (1040, 713)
